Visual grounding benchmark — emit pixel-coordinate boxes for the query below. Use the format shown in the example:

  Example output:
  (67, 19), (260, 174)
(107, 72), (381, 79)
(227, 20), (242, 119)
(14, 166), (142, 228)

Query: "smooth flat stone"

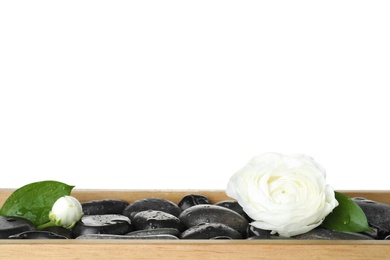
(76, 234), (179, 240)
(72, 214), (133, 238)
(248, 227), (373, 240)
(126, 228), (180, 238)
(214, 200), (252, 222)
(132, 210), (184, 231)
(179, 204), (248, 235)
(41, 226), (73, 238)
(247, 236), (292, 240)
(353, 198), (390, 231)
(8, 230), (67, 239)
(180, 223), (242, 239)
(0, 216), (35, 239)
(210, 236), (233, 240)
(82, 199), (129, 215)
(247, 225), (274, 239)
(292, 227), (374, 240)
(122, 198), (182, 220)
(178, 194), (210, 210)
(247, 225), (375, 240)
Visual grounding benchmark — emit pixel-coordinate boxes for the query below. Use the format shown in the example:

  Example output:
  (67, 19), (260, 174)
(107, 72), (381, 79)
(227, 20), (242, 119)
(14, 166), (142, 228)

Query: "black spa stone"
(247, 225), (275, 239)
(248, 227), (373, 240)
(246, 226), (296, 240)
(215, 200), (252, 222)
(0, 216), (35, 239)
(178, 194), (210, 210)
(72, 214), (133, 238)
(82, 199), (129, 215)
(41, 226), (73, 238)
(292, 227), (374, 240)
(352, 198), (390, 231)
(76, 234), (179, 240)
(210, 236), (233, 240)
(126, 228), (180, 238)
(8, 230), (68, 239)
(122, 198), (182, 220)
(247, 235), (292, 240)
(179, 204), (248, 235)
(132, 210), (184, 231)
(180, 223), (242, 239)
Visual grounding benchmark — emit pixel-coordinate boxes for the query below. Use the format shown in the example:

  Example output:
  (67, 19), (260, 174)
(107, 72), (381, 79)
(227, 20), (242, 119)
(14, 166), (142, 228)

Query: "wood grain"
(1, 189), (390, 259)
(1, 240), (390, 260)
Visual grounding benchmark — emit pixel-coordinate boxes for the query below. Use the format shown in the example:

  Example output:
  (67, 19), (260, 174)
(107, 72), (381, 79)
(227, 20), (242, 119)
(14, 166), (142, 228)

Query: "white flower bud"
(49, 196), (83, 229)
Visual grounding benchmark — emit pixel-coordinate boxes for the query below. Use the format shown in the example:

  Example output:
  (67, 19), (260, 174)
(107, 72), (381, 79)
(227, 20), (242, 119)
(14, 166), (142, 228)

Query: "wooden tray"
(1, 189), (390, 259)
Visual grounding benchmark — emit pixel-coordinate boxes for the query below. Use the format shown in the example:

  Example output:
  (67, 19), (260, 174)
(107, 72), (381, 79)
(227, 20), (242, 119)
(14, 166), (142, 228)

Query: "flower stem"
(37, 220), (56, 230)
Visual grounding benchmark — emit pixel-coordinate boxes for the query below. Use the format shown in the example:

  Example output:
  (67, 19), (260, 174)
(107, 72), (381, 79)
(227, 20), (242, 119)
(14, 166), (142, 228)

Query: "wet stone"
(178, 194), (210, 211)
(180, 223), (242, 239)
(8, 230), (67, 239)
(247, 235), (292, 240)
(72, 214), (133, 238)
(179, 204), (248, 236)
(132, 210), (184, 231)
(76, 234), (179, 240)
(214, 200), (252, 222)
(292, 227), (374, 240)
(41, 226), (73, 239)
(122, 198), (182, 221)
(246, 225), (290, 240)
(246, 227), (374, 240)
(353, 198), (390, 231)
(82, 199), (129, 215)
(0, 216), (35, 239)
(247, 225), (274, 239)
(210, 236), (233, 240)
(126, 228), (180, 238)
(359, 224), (390, 240)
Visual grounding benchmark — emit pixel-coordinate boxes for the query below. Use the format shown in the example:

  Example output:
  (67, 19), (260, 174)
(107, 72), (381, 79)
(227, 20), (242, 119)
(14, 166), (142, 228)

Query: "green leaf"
(0, 180), (74, 227)
(321, 191), (371, 232)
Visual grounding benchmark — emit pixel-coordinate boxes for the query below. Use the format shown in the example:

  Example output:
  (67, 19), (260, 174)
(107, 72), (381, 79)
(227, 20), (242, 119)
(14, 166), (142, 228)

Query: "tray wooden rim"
(3, 188), (390, 202)
(1, 239), (390, 260)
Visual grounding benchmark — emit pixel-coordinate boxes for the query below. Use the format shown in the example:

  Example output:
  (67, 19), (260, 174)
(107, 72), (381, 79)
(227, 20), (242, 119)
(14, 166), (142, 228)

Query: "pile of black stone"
(1, 195), (390, 240)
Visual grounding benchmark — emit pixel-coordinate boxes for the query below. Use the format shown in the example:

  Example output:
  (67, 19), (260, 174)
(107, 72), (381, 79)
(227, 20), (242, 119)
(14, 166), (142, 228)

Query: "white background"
(1, 1), (389, 190)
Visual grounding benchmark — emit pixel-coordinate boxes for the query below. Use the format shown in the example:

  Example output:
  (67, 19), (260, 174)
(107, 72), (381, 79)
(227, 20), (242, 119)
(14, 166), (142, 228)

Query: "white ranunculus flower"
(49, 196), (83, 229)
(226, 153), (339, 237)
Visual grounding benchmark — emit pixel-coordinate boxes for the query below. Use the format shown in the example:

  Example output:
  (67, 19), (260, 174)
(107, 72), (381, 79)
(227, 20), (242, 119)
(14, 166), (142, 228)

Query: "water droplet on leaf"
(343, 217), (350, 225)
